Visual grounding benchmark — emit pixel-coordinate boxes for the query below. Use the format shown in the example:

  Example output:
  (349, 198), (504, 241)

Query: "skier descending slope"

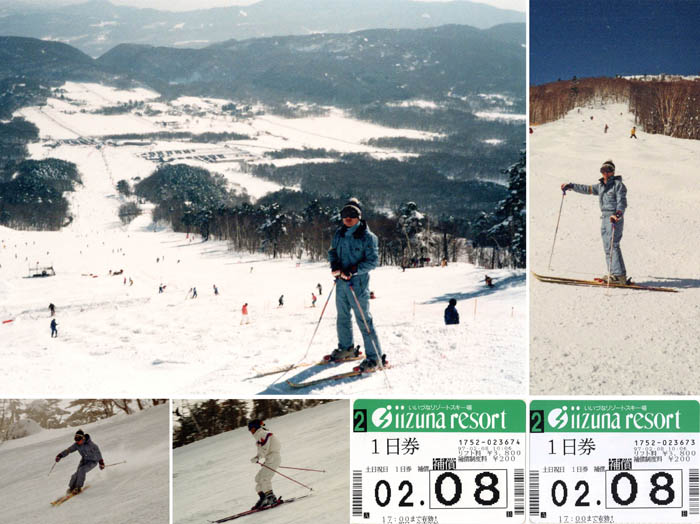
(561, 159), (629, 284)
(327, 198), (385, 372)
(248, 419), (281, 510)
(55, 429), (105, 494)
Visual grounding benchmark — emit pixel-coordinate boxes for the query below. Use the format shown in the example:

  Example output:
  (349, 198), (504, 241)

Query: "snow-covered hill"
(0, 403), (169, 524)
(173, 401), (349, 524)
(529, 103), (700, 395)
(0, 83), (526, 397)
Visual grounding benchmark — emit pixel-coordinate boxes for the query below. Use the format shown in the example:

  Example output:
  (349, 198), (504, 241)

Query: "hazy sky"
(18, 0), (526, 13)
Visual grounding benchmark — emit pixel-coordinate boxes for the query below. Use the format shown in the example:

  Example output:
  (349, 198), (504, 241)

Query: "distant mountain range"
(0, 0), (524, 58)
(1, 23), (525, 107)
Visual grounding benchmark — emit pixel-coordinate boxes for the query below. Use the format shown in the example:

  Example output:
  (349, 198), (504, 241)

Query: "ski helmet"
(247, 419), (263, 431)
(74, 429), (85, 441)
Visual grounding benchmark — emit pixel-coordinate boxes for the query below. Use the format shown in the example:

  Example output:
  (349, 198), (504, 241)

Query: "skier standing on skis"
(561, 159), (628, 284)
(50, 318), (58, 338)
(311, 292), (317, 307)
(316, 283), (322, 295)
(55, 429), (104, 494)
(328, 198), (384, 372)
(248, 419), (281, 510)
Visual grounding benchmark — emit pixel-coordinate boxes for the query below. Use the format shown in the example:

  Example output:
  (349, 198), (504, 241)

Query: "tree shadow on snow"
(424, 272), (526, 304)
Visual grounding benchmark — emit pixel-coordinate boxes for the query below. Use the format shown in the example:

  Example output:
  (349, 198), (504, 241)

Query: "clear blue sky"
(530, 0), (700, 85)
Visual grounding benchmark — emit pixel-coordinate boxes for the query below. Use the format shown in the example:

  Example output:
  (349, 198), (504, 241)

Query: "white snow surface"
(1, 82), (526, 398)
(530, 103), (700, 395)
(0, 404), (169, 524)
(173, 402), (349, 524)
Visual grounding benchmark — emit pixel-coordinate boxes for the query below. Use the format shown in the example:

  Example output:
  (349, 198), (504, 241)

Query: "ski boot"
(260, 490), (278, 508)
(327, 345), (360, 362)
(67, 487), (81, 495)
(600, 274), (628, 285)
(251, 491), (265, 510)
(356, 354), (387, 373)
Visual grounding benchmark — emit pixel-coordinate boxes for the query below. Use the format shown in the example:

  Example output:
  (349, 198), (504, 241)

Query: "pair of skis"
(287, 354), (389, 389)
(50, 485), (89, 506)
(210, 494), (311, 522)
(532, 272), (677, 292)
(249, 350), (364, 379)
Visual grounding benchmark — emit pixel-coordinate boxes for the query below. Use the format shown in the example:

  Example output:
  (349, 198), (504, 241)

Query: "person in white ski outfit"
(248, 419), (282, 509)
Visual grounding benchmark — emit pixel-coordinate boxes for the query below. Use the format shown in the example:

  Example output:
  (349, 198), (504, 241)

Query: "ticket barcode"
(352, 469), (363, 517)
(529, 469), (540, 517)
(690, 468), (699, 515)
(514, 468), (525, 515)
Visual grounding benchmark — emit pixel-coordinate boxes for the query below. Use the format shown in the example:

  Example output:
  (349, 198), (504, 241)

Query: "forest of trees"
(0, 157), (82, 229)
(172, 399), (337, 449)
(530, 76), (700, 140)
(0, 399), (167, 441)
(133, 153), (525, 269)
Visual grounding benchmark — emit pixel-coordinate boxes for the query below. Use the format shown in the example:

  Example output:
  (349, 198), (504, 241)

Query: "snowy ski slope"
(173, 402), (349, 524)
(0, 404), (169, 524)
(530, 103), (700, 395)
(0, 82), (527, 397)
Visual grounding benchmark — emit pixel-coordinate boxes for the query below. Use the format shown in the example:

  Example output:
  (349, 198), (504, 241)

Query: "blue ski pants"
(69, 460), (97, 490)
(336, 276), (382, 362)
(601, 215), (626, 276)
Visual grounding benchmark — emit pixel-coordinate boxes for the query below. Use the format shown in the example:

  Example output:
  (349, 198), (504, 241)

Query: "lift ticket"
(529, 400), (700, 523)
(351, 399), (526, 524)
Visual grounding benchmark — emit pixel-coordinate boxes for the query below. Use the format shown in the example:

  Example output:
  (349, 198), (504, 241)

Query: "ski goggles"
(74, 435), (85, 442)
(340, 207), (360, 219)
(600, 166), (615, 174)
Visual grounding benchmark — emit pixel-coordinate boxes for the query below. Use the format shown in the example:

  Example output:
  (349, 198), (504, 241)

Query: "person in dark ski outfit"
(55, 429), (104, 494)
(328, 198), (384, 371)
(316, 283), (322, 295)
(49, 303), (55, 316)
(484, 275), (494, 288)
(248, 419), (281, 510)
(278, 295), (284, 307)
(50, 318), (58, 338)
(444, 298), (460, 325)
(561, 159), (628, 284)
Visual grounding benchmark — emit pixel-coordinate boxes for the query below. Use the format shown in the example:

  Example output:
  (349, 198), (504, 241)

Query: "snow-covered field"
(529, 103), (700, 395)
(173, 401), (349, 524)
(0, 82), (527, 397)
(0, 404), (169, 524)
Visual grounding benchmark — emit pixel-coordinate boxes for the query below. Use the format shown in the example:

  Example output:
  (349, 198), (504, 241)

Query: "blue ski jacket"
(58, 434), (103, 463)
(328, 221), (379, 277)
(570, 175), (627, 216)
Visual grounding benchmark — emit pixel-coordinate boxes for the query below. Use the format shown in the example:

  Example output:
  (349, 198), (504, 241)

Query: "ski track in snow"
(1, 82), (527, 397)
(0, 404), (169, 524)
(530, 103), (700, 395)
(173, 402), (349, 524)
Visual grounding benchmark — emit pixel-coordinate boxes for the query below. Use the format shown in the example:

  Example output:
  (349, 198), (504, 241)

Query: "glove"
(99, 459), (105, 470)
(332, 270), (341, 278)
(340, 265), (357, 280)
(561, 183), (573, 193)
(55, 455), (61, 463)
(250, 456), (259, 464)
(610, 211), (623, 223)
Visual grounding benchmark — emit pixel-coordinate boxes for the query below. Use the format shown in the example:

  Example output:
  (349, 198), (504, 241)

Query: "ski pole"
(104, 461), (127, 468)
(258, 462), (313, 491)
(548, 190), (566, 271)
(301, 280), (336, 360)
(279, 465), (326, 473)
(348, 282), (385, 371)
(48, 462), (57, 477)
